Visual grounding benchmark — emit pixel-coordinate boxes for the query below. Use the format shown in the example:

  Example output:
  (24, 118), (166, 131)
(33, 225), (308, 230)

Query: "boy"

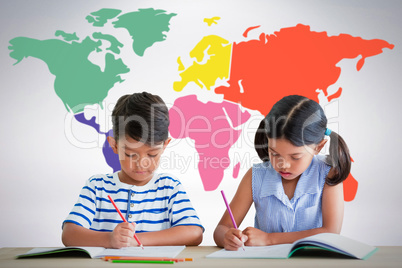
(62, 92), (203, 248)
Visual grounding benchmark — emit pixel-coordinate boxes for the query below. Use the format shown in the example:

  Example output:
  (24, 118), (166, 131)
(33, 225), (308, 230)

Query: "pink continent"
(169, 95), (250, 191)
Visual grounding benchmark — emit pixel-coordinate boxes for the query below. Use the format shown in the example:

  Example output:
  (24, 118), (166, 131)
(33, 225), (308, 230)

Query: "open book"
(207, 233), (377, 260)
(16, 246), (185, 259)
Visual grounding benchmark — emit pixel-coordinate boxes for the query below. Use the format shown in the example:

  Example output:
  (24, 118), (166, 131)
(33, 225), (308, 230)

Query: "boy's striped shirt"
(64, 172), (203, 233)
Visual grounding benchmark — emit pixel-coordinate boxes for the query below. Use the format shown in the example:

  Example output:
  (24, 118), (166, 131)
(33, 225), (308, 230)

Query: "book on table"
(207, 233), (377, 260)
(16, 246), (185, 259)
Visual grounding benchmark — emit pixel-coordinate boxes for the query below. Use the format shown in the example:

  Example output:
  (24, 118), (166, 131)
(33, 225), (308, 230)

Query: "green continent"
(113, 8), (177, 56)
(8, 36), (129, 113)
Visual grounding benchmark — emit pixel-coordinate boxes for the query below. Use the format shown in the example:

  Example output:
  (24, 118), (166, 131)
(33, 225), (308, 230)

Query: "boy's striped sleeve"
(63, 179), (97, 229)
(168, 182), (204, 231)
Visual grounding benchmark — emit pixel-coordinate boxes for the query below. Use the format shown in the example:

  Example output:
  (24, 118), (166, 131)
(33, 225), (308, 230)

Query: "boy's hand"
(242, 227), (271, 246)
(110, 222), (136, 248)
(223, 228), (248, 251)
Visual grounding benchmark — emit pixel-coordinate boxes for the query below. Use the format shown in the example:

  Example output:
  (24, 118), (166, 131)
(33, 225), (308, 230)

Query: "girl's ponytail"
(326, 130), (351, 185)
(254, 119), (269, 162)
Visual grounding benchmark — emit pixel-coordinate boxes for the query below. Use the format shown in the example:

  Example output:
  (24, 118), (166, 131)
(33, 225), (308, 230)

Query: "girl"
(213, 95), (351, 250)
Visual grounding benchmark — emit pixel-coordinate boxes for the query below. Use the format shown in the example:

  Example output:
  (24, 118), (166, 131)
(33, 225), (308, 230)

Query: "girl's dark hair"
(111, 92), (169, 145)
(254, 95), (351, 185)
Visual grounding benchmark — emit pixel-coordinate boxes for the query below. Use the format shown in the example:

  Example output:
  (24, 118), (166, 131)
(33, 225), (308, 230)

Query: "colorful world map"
(8, 8), (394, 201)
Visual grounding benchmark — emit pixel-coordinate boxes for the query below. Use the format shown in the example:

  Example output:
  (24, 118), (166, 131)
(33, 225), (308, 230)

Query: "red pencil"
(107, 195), (144, 249)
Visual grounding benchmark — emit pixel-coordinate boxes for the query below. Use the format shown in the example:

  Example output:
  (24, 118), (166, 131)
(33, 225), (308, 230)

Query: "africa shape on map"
(8, 10), (394, 200)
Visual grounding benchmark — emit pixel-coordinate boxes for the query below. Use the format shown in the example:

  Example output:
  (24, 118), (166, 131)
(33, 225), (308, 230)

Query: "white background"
(0, 0), (401, 247)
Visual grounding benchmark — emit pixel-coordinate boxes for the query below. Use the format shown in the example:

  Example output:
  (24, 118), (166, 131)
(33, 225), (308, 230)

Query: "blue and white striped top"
(252, 155), (331, 233)
(64, 172), (204, 233)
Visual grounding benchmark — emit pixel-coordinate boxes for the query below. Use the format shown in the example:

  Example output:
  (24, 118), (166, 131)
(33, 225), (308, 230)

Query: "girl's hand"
(223, 228), (248, 251)
(242, 227), (271, 246)
(109, 222), (136, 248)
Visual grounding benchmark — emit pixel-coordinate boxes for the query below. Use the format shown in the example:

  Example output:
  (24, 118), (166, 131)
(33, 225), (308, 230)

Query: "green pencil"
(110, 259), (175, 264)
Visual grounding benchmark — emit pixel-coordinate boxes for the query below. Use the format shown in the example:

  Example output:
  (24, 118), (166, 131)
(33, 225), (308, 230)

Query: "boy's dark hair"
(111, 92), (169, 145)
(254, 95), (351, 185)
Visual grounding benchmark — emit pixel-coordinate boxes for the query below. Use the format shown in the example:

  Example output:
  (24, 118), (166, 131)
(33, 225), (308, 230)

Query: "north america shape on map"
(8, 7), (177, 178)
(8, 9), (394, 201)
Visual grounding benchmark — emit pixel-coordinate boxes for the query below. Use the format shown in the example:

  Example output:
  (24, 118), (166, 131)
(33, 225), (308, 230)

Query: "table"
(1, 246), (401, 268)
